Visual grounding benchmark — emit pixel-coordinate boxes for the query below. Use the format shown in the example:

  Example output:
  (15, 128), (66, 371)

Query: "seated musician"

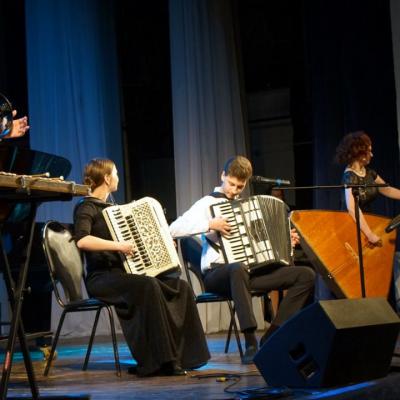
(73, 158), (210, 377)
(169, 155), (315, 364)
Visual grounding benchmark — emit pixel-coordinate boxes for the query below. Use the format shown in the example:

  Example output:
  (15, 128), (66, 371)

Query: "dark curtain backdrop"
(25, 0), (124, 223)
(0, 0), (29, 148)
(303, 0), (400, 217)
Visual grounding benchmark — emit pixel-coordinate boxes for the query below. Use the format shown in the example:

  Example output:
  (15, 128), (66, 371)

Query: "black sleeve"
(342, 171), (358, 185)
(369, 168), (378, 180)
(73, 201), (96, 243)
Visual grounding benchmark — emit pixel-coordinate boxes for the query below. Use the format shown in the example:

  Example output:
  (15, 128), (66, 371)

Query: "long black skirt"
(85, 268), (210, 376)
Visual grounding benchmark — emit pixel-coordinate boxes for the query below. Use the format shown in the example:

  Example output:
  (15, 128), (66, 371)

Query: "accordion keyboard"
(103, 197), (180, 276)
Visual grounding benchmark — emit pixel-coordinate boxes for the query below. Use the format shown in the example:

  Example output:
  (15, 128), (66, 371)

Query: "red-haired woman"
(336, 131), (400, 245)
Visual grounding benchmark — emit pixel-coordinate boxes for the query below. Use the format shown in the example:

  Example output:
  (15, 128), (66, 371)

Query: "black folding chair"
(42, 221), (121, 376)
(179, 236), (275, 358)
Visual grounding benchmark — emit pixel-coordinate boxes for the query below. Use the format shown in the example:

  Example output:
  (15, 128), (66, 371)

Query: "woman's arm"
(77, 235), (135, 255)
(376, 175), (400, 200)
(345, 188), (380, 244)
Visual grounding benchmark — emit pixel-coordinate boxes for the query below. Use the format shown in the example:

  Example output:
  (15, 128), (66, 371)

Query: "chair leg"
(224, 309), (234, 353)
(83, 307), (102, 371)
(44, 309), (67, 376)
(225, 302), (243, 357)
(105, 305), (121, 377)
(264, 294), (274, 323)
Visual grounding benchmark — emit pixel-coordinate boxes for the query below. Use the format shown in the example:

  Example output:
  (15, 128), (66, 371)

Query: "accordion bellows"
(210, 195), (292, 273)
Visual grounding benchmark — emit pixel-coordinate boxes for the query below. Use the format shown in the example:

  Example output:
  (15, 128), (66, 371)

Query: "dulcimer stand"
(0, 177), (90, 400)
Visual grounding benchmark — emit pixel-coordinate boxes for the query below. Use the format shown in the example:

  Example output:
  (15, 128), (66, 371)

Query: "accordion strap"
(205, 236), (221, 253)
(209, 191), (230, 200)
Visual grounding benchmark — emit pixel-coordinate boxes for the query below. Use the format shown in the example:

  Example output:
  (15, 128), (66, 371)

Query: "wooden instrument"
(290, 210), (397, 298)
(210, 195), (292, 274)
(102, 197), (181, 277)
(0, 172), (90, 196)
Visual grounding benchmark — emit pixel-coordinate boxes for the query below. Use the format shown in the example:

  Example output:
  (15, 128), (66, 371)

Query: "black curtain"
(0, 0), (29, 148)
(300, 0), (399, 217)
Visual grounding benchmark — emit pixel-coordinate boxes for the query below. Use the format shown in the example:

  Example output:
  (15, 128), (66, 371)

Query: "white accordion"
(210, 195), (292, 273)
(102, 197), (180, 277)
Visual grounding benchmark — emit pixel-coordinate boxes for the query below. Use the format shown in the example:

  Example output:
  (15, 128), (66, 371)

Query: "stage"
(2, 333), (400, 399)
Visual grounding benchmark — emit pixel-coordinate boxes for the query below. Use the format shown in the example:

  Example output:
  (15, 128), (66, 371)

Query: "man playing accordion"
(169, 155), (315, 364)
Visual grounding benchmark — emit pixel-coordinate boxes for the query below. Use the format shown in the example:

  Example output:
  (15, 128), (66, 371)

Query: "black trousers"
(203, 263), (315, 331)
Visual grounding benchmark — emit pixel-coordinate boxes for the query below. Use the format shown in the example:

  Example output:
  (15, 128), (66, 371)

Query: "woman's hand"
(209, 217), (231, 236)
(366, 232), (382, 248)
(118, 241), (136, 256)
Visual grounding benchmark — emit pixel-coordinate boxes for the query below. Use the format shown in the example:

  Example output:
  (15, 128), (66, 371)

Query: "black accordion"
(210, 195), (292, 273)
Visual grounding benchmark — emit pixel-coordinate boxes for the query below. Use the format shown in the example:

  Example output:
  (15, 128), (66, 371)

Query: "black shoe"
(169, 366), (187, 376)
(161, 361), (187, 376)
(128, 365), (138, 375)
(241, 345), (257, 365)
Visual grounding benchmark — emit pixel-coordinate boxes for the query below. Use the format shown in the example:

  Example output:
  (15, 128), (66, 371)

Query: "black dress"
(342, 167), (379, 212)
(74, 197), (210, 376)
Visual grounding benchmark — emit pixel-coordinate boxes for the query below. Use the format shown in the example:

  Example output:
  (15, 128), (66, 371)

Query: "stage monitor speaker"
(254, 298), (400, 388)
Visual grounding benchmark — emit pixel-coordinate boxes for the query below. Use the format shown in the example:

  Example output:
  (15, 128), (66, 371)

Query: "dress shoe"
(168, 365), (187, 376)
(127, 365), (138, 375)
(161, 361), (187, 376)
(241, 345), (257, 365)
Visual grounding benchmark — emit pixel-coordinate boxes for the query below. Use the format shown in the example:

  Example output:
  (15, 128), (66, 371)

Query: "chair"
(179, 236), (275, 358)
(42, 221), (121, 376)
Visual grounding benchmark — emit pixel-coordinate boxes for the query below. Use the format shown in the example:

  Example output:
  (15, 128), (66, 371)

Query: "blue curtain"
(25, 0), (124, 223)
(169, 0), (248, 216)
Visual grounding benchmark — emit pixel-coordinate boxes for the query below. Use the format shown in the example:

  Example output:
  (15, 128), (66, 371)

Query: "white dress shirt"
(169, 187), (229, 272)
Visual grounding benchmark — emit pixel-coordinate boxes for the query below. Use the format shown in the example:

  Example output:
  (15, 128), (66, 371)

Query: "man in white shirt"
(169, 155), (315, 364)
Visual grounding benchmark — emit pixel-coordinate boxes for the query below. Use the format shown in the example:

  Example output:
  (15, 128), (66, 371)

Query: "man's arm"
(169, 197), (211, 238)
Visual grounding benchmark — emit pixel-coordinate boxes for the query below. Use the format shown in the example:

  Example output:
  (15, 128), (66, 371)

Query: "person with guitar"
(336, 131), (400, 246)
(316, 131), (400, 301)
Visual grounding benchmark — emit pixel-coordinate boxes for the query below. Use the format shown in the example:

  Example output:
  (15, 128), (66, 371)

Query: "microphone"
(250, 175), (291, 186)
(385, 214), (400, 233)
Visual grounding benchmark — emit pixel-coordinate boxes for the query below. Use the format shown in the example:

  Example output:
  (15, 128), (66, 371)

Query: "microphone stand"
(352, 186), (366, 297)
(253, 182), (389, 298)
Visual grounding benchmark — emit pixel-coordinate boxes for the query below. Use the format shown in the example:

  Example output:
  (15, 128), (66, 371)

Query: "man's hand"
(4, 110), (30, 139)
(209, 217), (231, 236)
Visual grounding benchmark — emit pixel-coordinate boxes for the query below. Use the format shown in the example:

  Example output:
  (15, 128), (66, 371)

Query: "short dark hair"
(223, 156), (253, 180)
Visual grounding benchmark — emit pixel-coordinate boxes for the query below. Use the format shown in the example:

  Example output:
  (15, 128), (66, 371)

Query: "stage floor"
(2, 333), (400, 399)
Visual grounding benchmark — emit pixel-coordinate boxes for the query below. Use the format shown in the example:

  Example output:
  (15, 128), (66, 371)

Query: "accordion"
(102, 197), (180, 277)
(210, 195), (292, 273)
